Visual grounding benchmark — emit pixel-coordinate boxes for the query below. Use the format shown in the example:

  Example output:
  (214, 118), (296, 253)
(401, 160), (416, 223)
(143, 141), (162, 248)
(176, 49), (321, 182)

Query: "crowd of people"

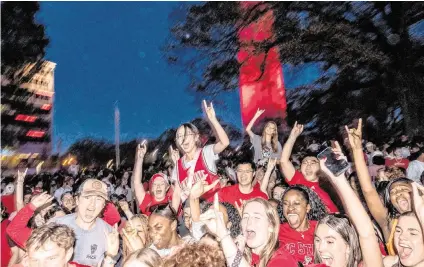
(1, 100), (424, 267)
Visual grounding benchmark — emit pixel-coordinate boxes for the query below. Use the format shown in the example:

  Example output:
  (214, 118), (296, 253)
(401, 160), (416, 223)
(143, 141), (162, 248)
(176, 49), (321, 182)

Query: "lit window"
(40, 104), (52, 110)
(15, 114), (37, 122)
(26, 130), (45, 138)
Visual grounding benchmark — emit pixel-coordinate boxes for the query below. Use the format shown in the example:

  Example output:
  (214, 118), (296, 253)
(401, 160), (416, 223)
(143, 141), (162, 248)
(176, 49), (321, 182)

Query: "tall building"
(1, 61), (56, 167)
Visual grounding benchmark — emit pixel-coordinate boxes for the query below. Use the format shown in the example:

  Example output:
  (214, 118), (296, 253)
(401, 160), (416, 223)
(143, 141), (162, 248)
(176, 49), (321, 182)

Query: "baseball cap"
(149, 173), (169, 191)
(78, 179), (109, 200)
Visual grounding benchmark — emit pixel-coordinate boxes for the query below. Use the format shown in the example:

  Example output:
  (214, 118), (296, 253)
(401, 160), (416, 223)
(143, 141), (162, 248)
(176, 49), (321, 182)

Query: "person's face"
(401, 135), (409, 142)
(314, 223), (349, 267)
(62, 194), (75, 211)
(236, 163), (255, 186)
(242, 202), (270, 252)
(152, 179), (168, 200)
(176, 126), (199, 154)
(76, 195), (106, 223)
(394, 148), (403, 158)
(183, 207), (192, 230)
(389, 182), (412, 214)
(148, 214), (175, 250)
(265, 123), (277, 136)
(366, 145), (374, 153)
(129, 217), (147, 246)
(27, 241), (72, 267)
(395, 215), (424, 266)
(1, 183), (6, 190)
(24, 194), (32, 205)
(272, 186), (285, 201)
(283, 190), (310, 230)
(4, 183), (15, 195)
(300, 157), (320, 182)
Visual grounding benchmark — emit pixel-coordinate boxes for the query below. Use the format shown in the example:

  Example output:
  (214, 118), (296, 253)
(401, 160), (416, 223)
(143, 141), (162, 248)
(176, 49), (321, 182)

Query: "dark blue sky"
(37, 2), (320, 153)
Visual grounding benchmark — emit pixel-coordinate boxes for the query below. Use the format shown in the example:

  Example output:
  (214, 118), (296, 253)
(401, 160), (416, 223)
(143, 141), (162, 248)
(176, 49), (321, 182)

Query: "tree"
(166, 2), (424, 139)
(1, 2), (50, 148)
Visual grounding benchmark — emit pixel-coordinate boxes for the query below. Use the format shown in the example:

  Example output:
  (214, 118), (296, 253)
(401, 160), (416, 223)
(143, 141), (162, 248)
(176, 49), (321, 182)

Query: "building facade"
(1, 61), (56, 168)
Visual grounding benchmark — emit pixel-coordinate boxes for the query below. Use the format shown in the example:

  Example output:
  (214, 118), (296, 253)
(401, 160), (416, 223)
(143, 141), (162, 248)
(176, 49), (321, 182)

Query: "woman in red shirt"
(279, 185), (328, 264)
(205, 195), (297, 267)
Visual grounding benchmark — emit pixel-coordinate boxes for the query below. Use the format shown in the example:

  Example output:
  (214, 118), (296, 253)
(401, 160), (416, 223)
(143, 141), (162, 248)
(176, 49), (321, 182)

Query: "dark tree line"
(165, 1), (424, 140)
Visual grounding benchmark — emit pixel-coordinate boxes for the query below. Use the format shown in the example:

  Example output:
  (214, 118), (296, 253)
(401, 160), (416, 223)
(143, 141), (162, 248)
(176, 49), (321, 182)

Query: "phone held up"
(317, 146), (350, 176)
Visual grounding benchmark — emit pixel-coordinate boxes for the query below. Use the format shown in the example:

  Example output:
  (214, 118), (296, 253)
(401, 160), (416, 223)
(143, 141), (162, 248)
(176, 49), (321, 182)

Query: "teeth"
(399, 244), (411, 248)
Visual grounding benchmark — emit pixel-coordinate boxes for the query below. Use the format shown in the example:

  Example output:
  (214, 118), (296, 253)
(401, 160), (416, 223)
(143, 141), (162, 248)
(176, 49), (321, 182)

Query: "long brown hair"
(261, 121), (279, 153)
(314, 215), (362, 267)
(242, 198), (280, 267)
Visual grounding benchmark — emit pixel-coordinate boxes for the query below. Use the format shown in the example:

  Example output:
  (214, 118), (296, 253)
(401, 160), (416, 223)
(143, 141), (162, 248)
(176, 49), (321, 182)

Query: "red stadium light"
(15, 114), (37, 122)
(40, 104), (52, 110)
(26, 130), (45, 138)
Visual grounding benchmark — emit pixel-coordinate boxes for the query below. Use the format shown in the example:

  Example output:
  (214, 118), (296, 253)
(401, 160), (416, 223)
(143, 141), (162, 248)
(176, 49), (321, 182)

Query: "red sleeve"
(286, 170), (306, 186)
(102, 202), (121, 226)
(6, 203), (36, 249)
(138, 193), (153, 215)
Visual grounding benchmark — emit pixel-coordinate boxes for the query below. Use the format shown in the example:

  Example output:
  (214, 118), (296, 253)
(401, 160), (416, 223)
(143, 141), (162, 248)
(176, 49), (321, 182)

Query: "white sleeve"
(191, 221), (206, 241)
(406, 162), (418, 181)
(202, 144), (219, 173)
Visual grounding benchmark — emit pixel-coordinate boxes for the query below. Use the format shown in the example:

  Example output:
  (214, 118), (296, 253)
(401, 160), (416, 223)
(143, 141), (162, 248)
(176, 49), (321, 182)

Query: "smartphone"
(317, 147), (350, 176)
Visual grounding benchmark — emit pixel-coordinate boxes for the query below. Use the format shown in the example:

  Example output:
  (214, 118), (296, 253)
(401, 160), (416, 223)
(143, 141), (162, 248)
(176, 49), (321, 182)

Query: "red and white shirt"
(279, 221), (317, 265)
(219, 183), (268, 207)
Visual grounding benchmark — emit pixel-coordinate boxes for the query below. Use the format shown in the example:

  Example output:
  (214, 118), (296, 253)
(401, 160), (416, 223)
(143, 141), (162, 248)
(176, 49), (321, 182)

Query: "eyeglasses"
(236, 169), (254, 174)
(176, 133), (196, 141)
(301, 160), (319, 166)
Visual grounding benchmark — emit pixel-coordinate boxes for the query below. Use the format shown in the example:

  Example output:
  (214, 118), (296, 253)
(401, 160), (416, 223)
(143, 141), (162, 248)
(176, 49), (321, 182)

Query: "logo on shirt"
(91, 244), (98, 254)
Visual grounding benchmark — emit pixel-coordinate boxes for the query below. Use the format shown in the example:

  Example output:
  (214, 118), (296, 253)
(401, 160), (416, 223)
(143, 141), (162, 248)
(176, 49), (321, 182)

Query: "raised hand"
(318, 157), (346, 181)
(202, 100), (216, 121)
(234, 199), (245, 217)
(199, 193), (228, 239)
(122, 223), (144, 252)
(254, 108), (265, 119)
(412, 182), (424, 219)
(234, 234), (246, 252)
(136, 141), (147, 160)
(168, 145), (180, 164)
(30, 192), (54, 209)
(118, 200), (130, 212)
(17, 168), (28, 183)
(345, 118), (363, 150)
(105, 224), (120, 257)
(290, 121), (304, 139)
(266, 158), (277, 172)
(331, 141), (348, 162)
(190, 171), (219, 199)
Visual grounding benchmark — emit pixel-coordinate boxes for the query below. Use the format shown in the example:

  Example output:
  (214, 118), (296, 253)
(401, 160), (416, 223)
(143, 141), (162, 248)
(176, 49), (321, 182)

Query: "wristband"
(231, 249), (243, 267)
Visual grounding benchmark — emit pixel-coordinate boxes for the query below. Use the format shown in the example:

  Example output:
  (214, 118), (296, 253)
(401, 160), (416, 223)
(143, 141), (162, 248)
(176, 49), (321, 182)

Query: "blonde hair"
(261, 121), (279, 153)
(123, 248), (163, 267)
(26, 223), (75, 252)
(242, 198), (280, 267)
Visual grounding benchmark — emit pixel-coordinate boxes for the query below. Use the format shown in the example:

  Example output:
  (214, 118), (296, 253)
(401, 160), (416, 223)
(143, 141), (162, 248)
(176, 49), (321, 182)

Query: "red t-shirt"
(1, 219), (12, 267)
(287, 171), (338, 213)
(385, 158), (409, 169)
(279, 221), (317, 265)
(251, 246), (298, 267)
(1, 194), (16, 214)
(138, 191), (172, 216)
(219, 184), (268, 207)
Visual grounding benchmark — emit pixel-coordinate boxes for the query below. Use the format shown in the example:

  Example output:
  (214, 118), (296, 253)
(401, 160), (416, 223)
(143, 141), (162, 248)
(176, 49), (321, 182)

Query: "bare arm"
(171, 179), (182, 213)
(133, 142), (147, 206)
(203, 100), (230, 154)
(345, 120), (390, 240)
(320, 148), (383, 267)
(280, 122), (303, 182)
(15, 169), (28, 211)
(260, 159), (277, 195)
(245, 109), (265, 139)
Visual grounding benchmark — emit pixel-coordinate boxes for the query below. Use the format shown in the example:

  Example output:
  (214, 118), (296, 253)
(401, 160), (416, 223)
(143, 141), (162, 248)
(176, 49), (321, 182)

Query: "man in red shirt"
(279, 122), (339, 213)
(219, 159), (268, 207)
(385, 144), (410, 169)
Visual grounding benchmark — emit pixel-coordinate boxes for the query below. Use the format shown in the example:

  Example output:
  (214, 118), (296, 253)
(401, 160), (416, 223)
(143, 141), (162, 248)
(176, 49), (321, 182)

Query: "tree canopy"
(166, 1), (424, 140)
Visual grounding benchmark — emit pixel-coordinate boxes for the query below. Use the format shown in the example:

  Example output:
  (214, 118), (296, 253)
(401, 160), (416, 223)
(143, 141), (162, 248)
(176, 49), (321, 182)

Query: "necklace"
(296, 221), (310, 239)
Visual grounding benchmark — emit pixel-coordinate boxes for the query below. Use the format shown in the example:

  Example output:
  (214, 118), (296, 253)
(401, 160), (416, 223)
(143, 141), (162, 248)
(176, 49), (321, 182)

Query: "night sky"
(37, 2), (321, 153)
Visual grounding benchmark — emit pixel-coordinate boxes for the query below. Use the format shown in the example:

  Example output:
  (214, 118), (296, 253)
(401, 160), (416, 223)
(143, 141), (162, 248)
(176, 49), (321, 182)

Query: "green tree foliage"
(166, 2), (424, 139)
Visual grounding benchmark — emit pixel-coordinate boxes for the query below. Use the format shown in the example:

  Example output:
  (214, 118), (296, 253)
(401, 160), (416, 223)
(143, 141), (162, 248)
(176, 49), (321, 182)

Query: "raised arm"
(260, 158), (277, 195)
(412, 182), (424, 231)
(319, 145), (383, 267)
(279, 122), (303, 182)
(203, 100), (230, 154)
(15, 168), (28, 211)
(133, 142), (147, 206)
(345, 119), (390, 240)
(245, 109), (265, 139)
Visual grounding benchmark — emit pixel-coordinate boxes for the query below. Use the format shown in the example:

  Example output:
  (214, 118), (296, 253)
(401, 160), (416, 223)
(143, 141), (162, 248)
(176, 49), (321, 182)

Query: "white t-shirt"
(407, 160), (424, 183)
